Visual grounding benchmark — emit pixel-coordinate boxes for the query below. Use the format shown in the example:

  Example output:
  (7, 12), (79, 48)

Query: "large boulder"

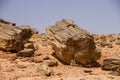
(46, 19), (101, 66)
(0, 18), (37, 52)
(0, 23), (24, 51)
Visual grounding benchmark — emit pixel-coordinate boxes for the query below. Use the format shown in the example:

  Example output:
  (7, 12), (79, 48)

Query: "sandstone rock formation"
(46, 19), (101, 66)
(0, 18), (37, 52)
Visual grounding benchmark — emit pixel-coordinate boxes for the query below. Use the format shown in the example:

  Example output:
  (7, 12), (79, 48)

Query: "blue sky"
(0, 0), (120, 34)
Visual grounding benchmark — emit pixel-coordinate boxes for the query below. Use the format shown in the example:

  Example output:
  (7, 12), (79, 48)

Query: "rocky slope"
(0, 18), (120, 80)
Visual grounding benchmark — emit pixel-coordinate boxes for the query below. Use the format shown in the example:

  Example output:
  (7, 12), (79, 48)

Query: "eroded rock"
(0, 22), (24, 51)
(46, 19), (101, 66)
(37, 63), (53, 76)
(17, 49), (34, 57)
(0, 18), (36, 52)
(101, 58), (120, 71)
(43, 60), (58, 67)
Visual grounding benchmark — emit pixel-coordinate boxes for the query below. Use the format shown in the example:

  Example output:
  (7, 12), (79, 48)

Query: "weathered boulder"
(0, 23), (24, 51)
(0, 18), (37, 52)
(46, 19), (101, 66)
(101, 58), (120, 71)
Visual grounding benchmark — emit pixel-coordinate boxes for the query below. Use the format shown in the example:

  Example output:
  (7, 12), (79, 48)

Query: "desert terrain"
(0, 18), (120, 80)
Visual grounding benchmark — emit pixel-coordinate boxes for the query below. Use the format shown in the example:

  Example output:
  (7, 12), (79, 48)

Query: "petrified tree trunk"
(46, 19), (101, 66)
(0, 18), (37, 52)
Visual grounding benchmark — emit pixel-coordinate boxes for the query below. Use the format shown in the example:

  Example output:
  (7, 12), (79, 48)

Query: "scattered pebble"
(84, 70), (92, 73)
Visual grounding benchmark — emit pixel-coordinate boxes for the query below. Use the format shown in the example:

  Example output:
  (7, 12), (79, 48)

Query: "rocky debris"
(0, 18), (37, 52)
(0, 18), (16, 26)
(101, 57), (120, 76)
(31, 56), (43, 63)
(43, 60), (58, 67)
(17, 49), (34, 57)
(42, 56), (50, 60)
(116, 33), (120, 45)
(84, 69), (92, 73)
(37, 63), (53, 76)
(24, 42), (34, 50)
(46, 19), (101, 66)
(92, 34), (115, 48)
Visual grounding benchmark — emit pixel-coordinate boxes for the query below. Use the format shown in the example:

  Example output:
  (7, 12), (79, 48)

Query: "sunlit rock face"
(46, 19), (101, 66)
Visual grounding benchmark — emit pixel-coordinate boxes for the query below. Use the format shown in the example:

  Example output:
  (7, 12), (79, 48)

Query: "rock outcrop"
(0, 18), (16, 26)
(101, 58), (120, 71)
(46, 19), (101, 66)
(0, 18), (37, 52)
(101, 57), (120, 76)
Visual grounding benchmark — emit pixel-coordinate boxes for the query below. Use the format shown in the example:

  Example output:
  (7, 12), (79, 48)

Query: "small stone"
(84, 70), (92, 73)
(37, 63), (53, 76)
(17, 49), (34, 57)
(70, 59), (77, 66)
(43, 56), (50, 60)
(44, 60), (58, 67)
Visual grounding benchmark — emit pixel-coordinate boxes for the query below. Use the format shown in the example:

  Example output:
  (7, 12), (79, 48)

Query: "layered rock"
(0, 23), (24, 51)
(46, 19), (101, 66)
(0, 18), (37, 52)
(101, 58), (120, 71)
